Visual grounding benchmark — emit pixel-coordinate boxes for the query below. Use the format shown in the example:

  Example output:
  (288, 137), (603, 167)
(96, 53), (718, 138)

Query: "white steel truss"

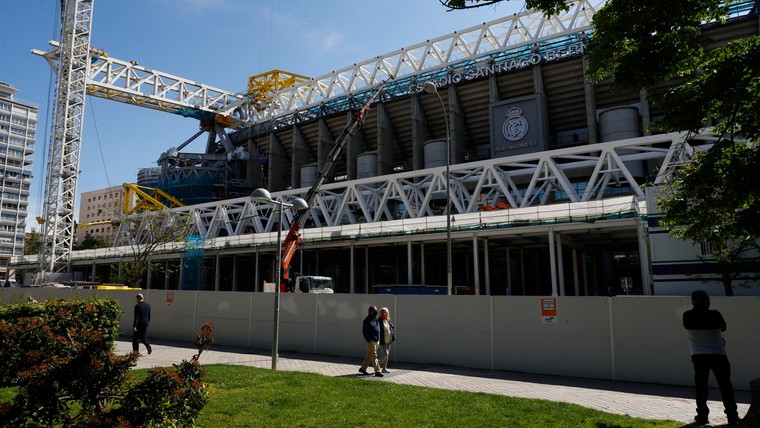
(256, 0), (604, 123)
(33, 1), (604, 130)
(13, 133), (710, 266)
(37, 0), (94, 275)
(107, 132), (702, 242)
(33, 40), (254, 128)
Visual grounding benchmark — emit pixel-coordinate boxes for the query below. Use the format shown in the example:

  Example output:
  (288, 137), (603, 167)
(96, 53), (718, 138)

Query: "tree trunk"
(738, 379), (760, 427)
(720, 265), (734, 296)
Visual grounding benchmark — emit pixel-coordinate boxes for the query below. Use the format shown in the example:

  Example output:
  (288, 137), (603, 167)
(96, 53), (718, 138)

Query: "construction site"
(10, 0), (760, 296)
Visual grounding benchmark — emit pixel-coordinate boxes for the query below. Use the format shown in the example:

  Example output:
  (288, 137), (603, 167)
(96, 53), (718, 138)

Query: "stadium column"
(268, 133), (287, 191)
(292, 126), (309, 189)
(532, 64), (551, 146)
(639, 89), (651, 135)
(376, 103), (395, 175)
(317, 119), (334, 173)
(447, 86), (466, 164)
(583, 58), (598, 145)
(489, 75), (501, 103)
(410, 94), (427, 171)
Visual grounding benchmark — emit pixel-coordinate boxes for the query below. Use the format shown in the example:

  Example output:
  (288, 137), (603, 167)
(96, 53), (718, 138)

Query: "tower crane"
(30, 0), (295, 282)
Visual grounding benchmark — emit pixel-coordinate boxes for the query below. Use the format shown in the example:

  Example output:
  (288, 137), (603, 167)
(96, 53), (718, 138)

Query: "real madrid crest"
(502, 106), (528, 141)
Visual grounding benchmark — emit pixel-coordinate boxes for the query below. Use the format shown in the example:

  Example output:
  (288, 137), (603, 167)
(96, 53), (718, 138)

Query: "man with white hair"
(133, 293), (152, 355)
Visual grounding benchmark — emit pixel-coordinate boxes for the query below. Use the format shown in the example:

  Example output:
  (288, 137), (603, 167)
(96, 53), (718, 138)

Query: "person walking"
(683, 290), (739, 425)
(133, 293), (152, 355)
(377, 307), (395, 374)
(359, 305), (383, 377)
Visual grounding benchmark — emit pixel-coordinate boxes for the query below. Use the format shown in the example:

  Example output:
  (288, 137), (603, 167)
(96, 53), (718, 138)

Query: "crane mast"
(37, 0), (94, 279)
(277, 79), (391, 290)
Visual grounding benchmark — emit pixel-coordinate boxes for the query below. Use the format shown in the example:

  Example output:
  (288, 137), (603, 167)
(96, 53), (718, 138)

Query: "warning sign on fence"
(541, 298), (557, 323)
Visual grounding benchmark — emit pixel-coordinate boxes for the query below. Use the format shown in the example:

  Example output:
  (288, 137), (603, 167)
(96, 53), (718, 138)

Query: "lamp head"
(422, 81), (438, 94)
(291, 197), (309, 211)
(251, 188), (272, 202)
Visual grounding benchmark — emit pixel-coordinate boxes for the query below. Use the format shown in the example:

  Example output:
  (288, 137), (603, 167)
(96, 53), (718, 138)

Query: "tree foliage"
(74, 233), (112, 251)
(440, 0), (568, 15)
(0, 297), (214, 427)
(23, 229), (41, 256)
(439, 0), (760, 293)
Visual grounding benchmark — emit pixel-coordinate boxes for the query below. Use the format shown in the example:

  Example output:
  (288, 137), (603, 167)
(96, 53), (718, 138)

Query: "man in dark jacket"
(359, 305), (382, 377)
(133, 293), (152, 355)
(683, 290), (739, 425)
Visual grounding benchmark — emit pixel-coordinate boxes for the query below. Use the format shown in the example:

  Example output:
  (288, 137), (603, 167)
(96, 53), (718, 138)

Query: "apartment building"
(0, 82), (35, 282)
(77, 185), (129, 244)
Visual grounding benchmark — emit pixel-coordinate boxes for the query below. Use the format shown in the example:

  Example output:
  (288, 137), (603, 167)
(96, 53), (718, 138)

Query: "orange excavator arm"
(276, 78), (392, 291)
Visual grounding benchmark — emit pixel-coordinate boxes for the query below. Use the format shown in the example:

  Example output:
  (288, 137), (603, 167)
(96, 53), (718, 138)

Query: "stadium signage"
(409, 42), (584, 94)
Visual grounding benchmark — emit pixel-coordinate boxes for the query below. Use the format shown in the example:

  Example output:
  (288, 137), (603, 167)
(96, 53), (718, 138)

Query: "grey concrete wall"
(2, 289), (757, 390)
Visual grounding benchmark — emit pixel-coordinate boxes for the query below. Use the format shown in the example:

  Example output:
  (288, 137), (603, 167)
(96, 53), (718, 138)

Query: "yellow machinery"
(122, 183), (185, 215)
(248, 69), (311, 107)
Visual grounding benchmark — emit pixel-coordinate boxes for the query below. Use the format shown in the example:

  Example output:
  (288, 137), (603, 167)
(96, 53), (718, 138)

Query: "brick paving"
(117, 339), (751, 426)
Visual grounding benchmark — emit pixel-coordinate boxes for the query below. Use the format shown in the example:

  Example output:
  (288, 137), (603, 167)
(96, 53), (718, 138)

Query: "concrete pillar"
(489, 74), (501, 102)
(165, 261), (170, 290)
(317, 119), (334, 172)
(268, 134), (287, 191)
(407, 240), (413, 285)
(232, 255), (238, 291)
(640, 89), (651, 135)
(410, 95), (428, 171)
(254, 249), (260, 292)
(447, 86), (466, 164)
(583, 58), (599, 145)
(91, 263), (96, 282)
(506, 246), (512, 295)
(214, 255), (220, 291)
(637, 218), (653, 295)
(350, 241), (355, 293)
(532, 63), (551, 146)
(472, 235), (480, 295)
(572, 249), (580, 296)
(420, 242), (426, 286)
(376, 103), (395, 175)
(557, 233), (565, 296)
(365, 247), (370, 294)
(548, 229), (558, 296)
(484, 237), (490, 296)
(292, 126), (309, 189)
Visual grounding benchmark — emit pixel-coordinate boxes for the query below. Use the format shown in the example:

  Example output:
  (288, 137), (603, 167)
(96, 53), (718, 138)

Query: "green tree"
(114, 209), (193, 287)
(23, 228), (40, 255)
(74, 232), (112, 251)
(0, 297), (214, 426)
(440, 0), (760, 294)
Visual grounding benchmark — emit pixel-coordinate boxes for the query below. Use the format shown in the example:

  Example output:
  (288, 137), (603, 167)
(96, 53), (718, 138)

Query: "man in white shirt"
(683, 290), (739, 425)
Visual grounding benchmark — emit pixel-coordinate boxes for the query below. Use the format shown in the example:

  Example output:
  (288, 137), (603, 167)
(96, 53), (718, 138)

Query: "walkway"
(116, 339), (751, 426)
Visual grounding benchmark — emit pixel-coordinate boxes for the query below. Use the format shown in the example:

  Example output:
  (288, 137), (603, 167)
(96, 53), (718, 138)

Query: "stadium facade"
(12, 1), (760, 296)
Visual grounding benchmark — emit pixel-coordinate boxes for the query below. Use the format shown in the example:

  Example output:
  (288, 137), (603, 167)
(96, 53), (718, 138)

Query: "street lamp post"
(251, 188), (308, 370)
(423, 81), (453, 296)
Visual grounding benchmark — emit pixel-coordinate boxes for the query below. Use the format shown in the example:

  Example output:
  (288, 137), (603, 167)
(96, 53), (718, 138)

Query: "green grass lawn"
(196, 365), (681, 428)
(1, 365), (682, 427)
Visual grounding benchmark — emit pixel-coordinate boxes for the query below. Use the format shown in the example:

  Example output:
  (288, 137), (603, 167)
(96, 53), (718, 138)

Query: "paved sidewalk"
(116, 339), (751, 426)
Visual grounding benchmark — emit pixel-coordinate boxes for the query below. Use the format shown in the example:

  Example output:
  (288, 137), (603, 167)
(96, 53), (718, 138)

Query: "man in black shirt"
(133, 293), (152, 355)
(359, 305), (382, 377)
(683, 290), (739, 425)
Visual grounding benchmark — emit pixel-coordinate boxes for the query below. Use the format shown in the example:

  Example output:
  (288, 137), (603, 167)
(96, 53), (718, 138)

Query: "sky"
(0, 0), (523, 230)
